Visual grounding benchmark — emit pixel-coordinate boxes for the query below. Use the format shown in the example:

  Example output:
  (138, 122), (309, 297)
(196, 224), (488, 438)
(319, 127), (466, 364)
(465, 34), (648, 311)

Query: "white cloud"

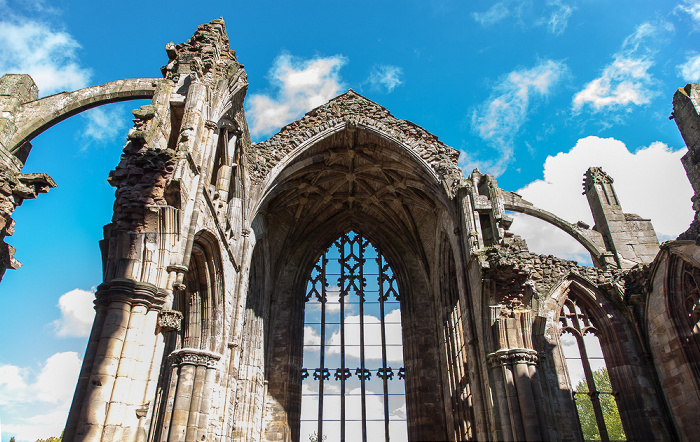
(0, 352), (82, 442)
(51, 288), (95, 338)
(80, 106), (128, 144)
(246, 53), (347, 138)
(572, 21), (673, 111)
(327, 309), (403, 363)
(677, 53), (700, 82)
(80, 106), (126, 148)
(467, 59), (568, 175)
(0, 20), (90, 95)
(472, 2), (510, 26)
(473, 0), (574, 34)
(304, 325), (321, 346)
(676, 1), (700, 26)
(367, 65), (403, 93)
(511, 136), (692, 262)
(545, 0), (574, 35)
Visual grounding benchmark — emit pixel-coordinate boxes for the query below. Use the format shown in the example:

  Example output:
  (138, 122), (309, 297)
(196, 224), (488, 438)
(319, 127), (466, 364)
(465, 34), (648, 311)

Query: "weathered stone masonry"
(2, 18), (700, 441)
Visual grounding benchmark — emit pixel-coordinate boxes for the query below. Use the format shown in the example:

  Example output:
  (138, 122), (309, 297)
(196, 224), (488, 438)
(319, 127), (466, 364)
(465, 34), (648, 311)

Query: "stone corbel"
(168, 347), (222, 368)
(158, 309), (183, 333)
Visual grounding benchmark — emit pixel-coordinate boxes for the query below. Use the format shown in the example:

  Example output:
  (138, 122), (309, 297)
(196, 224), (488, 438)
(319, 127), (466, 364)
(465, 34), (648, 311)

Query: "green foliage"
(35, 432), (63, 442)
(575, 369), (626, 441)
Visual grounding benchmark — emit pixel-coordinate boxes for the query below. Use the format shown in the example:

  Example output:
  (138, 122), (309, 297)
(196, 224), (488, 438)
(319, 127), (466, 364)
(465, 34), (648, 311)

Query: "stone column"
(163, 348), (221, 442)
(66, 279), (167, 441)
(487, 311), (547, 442)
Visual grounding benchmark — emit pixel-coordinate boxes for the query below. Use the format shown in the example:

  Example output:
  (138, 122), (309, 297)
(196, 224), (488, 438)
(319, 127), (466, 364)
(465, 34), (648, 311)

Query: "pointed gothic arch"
(539, 274), (672, 441)
(237, 116), (482, 440)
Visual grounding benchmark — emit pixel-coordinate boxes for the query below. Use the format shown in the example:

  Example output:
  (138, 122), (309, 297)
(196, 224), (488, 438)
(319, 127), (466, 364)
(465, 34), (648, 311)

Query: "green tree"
(35, 432), (63, 442)
(575, 368), (626, 441)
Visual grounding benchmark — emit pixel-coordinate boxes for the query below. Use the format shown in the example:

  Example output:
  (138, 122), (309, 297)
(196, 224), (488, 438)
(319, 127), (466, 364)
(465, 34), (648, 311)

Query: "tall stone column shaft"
(65, 279), (167, 441)
(162, 348), (221, 441)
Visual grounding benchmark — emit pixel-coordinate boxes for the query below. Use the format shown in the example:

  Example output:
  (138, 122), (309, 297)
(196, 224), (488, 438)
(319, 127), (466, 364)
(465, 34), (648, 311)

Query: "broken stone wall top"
(247, 90), (464, 194)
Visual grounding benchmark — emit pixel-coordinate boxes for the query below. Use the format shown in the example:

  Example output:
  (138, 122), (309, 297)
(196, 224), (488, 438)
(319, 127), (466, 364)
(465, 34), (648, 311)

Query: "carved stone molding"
(487, 348), (539, 367)
(169, 347), (222, 368)
(95, 278), (167, 310)
(584, 166), (614, 188)
(158, 310), (183, 332)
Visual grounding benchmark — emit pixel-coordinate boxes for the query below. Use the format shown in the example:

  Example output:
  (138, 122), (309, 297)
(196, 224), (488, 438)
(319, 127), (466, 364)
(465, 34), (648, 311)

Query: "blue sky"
(0, 0), (698, 439)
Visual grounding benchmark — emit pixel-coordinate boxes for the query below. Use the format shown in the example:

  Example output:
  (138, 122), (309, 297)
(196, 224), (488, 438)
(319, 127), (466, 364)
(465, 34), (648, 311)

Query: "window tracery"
(301, 231), (407, 441)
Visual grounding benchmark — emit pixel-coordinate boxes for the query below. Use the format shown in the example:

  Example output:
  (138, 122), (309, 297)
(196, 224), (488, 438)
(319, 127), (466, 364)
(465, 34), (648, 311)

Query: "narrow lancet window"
(559, 298), (626, 442)
(301, 231), (408, 441)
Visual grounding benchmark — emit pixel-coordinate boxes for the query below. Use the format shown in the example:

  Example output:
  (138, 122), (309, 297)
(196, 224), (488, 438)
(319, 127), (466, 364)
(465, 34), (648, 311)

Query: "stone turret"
(583, 167), (659, 269)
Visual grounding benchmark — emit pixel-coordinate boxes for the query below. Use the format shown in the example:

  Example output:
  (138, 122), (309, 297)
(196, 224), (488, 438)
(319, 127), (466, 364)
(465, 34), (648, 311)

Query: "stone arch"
(646, 242), (700, 439)
(539, 274), (672, 440)
(246, 119), (466, 440)
(503, 196), (608, 266)
(177, 229), (224, 352)
(7, 78), (161, 154)
(246, 90), (464, 198)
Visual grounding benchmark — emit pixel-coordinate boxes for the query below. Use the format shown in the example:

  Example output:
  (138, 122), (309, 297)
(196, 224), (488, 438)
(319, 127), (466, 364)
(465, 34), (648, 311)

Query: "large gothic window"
(559, 297), (626, 442)
(301, 231), (408, 441)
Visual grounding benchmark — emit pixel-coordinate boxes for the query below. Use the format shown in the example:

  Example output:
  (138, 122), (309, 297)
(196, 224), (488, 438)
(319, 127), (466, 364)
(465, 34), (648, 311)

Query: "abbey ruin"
(1, 19), (700, 441)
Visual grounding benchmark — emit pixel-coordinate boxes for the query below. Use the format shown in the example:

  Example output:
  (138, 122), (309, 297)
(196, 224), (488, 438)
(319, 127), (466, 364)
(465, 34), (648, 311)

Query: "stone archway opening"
(246, 125), (459, 440)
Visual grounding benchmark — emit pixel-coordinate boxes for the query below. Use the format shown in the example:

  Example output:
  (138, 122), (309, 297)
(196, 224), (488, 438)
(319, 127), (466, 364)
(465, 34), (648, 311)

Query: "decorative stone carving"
(583, 166), (614, 192)
(158, 310), (183, 332)
(95, 278), (168, 310)
(169, 348), (221, 368)
(247, 90), (464, 195)
(487, 348), (539, 367)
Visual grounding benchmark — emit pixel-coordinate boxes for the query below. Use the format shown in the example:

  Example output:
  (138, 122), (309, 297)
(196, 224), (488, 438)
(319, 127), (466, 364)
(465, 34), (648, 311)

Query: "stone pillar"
(66, 279), (167, 441)
(487, 310), (546, 442)
(162, 348), (221, 442)
(583, 167), (659, 268)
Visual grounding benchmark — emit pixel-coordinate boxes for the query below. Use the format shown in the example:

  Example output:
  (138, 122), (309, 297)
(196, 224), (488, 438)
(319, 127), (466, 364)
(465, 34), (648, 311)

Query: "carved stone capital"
(487, 348), (539, 367)
(158, 310), (183, 332)
(95, 278), (167, 310)
(169, 348), (221, 368)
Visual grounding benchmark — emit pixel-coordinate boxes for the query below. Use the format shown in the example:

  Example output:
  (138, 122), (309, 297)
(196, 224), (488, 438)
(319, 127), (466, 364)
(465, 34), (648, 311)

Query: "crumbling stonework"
(2, 19), (700, 442)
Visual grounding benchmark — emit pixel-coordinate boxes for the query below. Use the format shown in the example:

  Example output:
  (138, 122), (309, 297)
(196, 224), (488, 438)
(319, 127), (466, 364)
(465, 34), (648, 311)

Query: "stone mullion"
(449, 305), (468, 440)
(454, 303), (472, 438)
(443, 307), (457, 439)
